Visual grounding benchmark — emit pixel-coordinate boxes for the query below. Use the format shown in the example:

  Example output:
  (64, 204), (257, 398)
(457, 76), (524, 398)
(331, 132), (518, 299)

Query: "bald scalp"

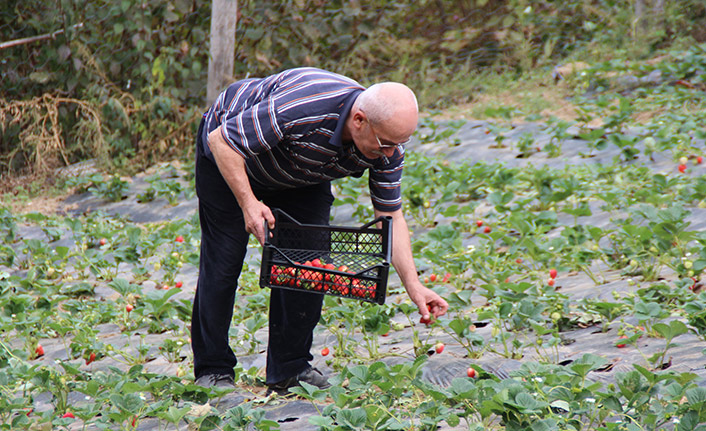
(355, 82), (418, 136)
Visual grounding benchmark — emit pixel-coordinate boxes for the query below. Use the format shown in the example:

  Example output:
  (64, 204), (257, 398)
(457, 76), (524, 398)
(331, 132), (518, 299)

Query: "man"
(192, 67), (448, 391)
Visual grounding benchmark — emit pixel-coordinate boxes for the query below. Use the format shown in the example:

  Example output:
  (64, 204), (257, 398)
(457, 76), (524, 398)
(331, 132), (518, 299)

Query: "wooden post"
(207, 0), (238, 106)
(635, 0), (666, 39)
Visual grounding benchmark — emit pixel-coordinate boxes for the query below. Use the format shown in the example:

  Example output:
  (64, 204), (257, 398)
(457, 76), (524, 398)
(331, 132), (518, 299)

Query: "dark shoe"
(195, 373), (235, 389)
(267, 367), (331, 395)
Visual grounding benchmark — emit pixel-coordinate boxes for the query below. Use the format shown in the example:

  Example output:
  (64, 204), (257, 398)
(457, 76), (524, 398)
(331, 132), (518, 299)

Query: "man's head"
(345, 82), (418, 159)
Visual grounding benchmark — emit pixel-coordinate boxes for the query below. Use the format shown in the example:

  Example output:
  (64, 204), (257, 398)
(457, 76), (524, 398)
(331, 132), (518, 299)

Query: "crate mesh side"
(330, 231), (383, 254)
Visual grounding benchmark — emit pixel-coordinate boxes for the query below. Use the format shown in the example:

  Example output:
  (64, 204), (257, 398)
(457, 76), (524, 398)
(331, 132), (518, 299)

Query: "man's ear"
(352, 109), (365, 127)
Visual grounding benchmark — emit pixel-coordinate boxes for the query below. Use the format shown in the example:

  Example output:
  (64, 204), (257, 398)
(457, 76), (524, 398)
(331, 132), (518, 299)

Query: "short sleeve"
(368, 152), (404, 211)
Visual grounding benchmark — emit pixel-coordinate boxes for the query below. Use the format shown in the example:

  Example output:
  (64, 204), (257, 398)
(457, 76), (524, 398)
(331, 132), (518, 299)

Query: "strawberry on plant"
(126, 304), (134, 312)
(678, 164), (687, 173)
(476, 220), (483, 227)
(424, 276), (429, 284)
(175, 281), (183, 288)
(321, 347), (330, 356)
(62, 412), (75, 419)
(175, 235), (184, 243)
(35, 344), (44, 357)
(549, 268), (557, 279)
(697, 156), (703, 164)
(435, 342), (444, 354)
(430, 273), (437, 282)
(548, 279), (555, 287)
(99, 238), (107, 246)
(86, 352), (96, 365)
(442, 272), (451, 283)
(616, 335), (628, 348)
(483, 226), (491, 234)
(467, 367), (476, 378)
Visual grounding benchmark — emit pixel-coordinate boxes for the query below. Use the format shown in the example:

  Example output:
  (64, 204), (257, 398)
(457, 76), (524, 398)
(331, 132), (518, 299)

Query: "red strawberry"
(175, 281), (183, 288)
(311, 258), (322, 267)
(126, 304), (134, 312)
(435, 342), (444, 354)
(697, 156), (703, 164)
(35, 344), (44, 357)
(467, 367), (476, 378)
(420, 315), (432, 325)
(442, 272), (451, 283)
(616, 335), (628, 348)
(483, 226), (491, 234)
(476, 220), (483, 227)
(321, 347), (330, 356)
(86, 352), (96, 365)
(678, 164), (687, 173)
(175, 235), (184, 243)
(430, 273), (437, 282)
(516, 258), (523, 264)
(548, 279), (555, 287)
(62, 412), (75, 419)
(99, 238), (107, 246)
(549, 268), (557, 279)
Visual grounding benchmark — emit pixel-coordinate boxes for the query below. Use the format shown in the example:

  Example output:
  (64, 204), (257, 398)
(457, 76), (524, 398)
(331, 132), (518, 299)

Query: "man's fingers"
(265, 209), (275, 229)
(416, 301), (431, 319)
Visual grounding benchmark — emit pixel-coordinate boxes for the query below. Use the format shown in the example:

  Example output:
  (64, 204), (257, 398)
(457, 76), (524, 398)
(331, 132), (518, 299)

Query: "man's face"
(353, 112), (410, 160)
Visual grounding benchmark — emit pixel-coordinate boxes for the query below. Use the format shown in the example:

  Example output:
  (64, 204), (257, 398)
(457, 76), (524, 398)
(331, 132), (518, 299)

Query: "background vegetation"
(1, 0), (705, 180)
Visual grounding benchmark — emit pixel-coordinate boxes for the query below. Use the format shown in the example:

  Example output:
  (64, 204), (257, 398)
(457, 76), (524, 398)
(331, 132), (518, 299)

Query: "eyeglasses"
(365, 118), (411, 150)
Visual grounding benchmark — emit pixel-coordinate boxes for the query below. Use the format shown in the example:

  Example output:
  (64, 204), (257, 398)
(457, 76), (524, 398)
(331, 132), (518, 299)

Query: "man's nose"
(383, 147), (396, 157)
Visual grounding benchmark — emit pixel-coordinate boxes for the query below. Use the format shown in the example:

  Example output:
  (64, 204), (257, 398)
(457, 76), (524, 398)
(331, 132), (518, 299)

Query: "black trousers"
(191, 121), (333, 383)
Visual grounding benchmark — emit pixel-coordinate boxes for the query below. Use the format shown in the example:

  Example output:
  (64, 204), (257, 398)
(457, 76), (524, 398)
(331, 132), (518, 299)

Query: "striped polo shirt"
(200, 67), (404, 211)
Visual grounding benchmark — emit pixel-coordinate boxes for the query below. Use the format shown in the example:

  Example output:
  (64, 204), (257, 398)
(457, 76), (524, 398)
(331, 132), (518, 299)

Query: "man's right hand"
(242, 200), (275, 245)
(208, 126), (275, 245)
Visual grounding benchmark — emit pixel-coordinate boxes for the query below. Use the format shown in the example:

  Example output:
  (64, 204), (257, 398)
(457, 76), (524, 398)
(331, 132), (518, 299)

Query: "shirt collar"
(330, 88), (363, 147)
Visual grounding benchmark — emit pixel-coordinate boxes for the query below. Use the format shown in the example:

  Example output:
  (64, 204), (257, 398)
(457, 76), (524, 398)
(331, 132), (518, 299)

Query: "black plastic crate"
(259, 209), (392, 304)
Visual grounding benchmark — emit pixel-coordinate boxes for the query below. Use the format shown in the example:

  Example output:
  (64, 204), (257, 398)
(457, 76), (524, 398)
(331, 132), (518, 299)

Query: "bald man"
(192, 67), (448, 392)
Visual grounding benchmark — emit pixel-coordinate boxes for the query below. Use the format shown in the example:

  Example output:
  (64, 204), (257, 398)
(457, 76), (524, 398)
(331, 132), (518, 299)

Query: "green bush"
(1, 0), (704, 176)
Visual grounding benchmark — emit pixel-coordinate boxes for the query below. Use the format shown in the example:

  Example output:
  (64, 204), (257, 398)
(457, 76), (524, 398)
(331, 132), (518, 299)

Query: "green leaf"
(157, 406), (191, 424)
(569, 354), (608, 378)
(446, 414), (460, 427)
(653, 320), (688, 339)
(309, 415), (334, 427)
(364, 405), (390, 427)
(686, 387), (706, 406)
(531, 418), (558, 431)
(550, 400), (570, 412)
(336, 407), (367, 428)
